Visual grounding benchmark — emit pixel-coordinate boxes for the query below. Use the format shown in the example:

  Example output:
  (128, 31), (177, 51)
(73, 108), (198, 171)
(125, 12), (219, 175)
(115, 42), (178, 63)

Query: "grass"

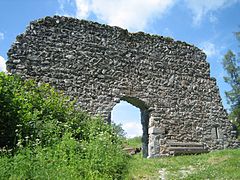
(125, 136), (142, 148)
(125, 149), (240, 179)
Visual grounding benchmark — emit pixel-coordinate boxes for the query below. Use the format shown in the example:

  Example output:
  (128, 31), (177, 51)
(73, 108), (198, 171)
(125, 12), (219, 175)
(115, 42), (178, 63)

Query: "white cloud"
(74, 0), (175, 31)
(57, 0), (75, 17)
(59, 0), (240, 30)
(122, 122), (142, 138)
(162, 27), (174, 38)
(75, 0), (90, 19)
(0, 32), (4, 40)
(185, 0), (240, 25)
(209, 13), (218, 24)
(0, 56), (6, 72)
(200, 41), (219, 58)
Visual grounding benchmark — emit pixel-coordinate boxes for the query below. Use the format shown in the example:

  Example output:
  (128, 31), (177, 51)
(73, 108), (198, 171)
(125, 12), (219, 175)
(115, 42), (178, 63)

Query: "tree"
(111, 122), (127, 138)
(223, 31), (240, 129)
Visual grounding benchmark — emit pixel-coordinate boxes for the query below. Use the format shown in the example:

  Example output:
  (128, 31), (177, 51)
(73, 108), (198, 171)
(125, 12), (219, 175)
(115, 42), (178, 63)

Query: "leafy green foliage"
(0, 72), (80, 148)
(111, 122), (126, 138)
(223, 50), (240, 106)
(0, 72), (128, 179)
(222, 31), (240, 130)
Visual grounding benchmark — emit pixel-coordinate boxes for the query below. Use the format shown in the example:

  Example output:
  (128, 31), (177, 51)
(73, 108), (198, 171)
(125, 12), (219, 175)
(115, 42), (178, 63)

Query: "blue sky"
(0, 0), (240, 137)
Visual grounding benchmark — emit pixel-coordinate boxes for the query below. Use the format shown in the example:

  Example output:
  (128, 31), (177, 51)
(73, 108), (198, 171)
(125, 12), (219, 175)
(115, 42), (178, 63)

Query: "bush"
(0, 72), (80, 149)
(0, 72), (129, 179)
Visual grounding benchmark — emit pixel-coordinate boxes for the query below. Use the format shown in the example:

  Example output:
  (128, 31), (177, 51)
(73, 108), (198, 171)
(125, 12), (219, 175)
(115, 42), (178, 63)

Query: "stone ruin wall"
(7, 16), (238, 157)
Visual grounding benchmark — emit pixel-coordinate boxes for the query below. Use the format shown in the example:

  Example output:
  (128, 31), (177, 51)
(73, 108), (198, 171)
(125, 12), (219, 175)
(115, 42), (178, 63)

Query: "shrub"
(1, 73), (62, 148)
(0, 72), (93, 149)
(0, 72), (129, 179)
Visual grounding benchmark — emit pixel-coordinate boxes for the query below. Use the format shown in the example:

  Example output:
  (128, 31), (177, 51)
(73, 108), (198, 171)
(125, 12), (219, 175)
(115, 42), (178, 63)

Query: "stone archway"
(7, 16), (239, 157)
(109, 96), (150, 158)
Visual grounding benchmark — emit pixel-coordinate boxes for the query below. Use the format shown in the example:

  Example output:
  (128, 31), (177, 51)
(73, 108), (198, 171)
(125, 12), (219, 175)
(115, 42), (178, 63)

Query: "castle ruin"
(7, 16), (239, 157)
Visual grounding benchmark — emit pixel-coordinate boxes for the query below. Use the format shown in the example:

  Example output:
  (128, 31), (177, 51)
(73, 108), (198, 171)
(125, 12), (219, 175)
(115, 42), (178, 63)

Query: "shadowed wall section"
(7, 16), (239, 157)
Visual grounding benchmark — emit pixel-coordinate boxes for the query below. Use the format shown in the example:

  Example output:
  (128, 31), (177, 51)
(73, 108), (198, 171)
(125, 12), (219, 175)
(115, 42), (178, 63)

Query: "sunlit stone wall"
(7, 16), (239, 157)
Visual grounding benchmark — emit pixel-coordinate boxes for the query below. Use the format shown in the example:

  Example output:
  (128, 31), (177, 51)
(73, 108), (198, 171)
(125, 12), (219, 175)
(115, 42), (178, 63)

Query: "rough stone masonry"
(7, 16), (239, 157)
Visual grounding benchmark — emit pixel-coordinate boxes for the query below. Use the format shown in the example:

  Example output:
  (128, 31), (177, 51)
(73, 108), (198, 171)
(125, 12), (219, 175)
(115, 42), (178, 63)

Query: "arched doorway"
(112, 101), (142, 138)
(110, 97), (149, 157)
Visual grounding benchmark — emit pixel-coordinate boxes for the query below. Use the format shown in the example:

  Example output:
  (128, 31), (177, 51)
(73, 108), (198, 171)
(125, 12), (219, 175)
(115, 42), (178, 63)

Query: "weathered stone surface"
(6, 16), (239, 157)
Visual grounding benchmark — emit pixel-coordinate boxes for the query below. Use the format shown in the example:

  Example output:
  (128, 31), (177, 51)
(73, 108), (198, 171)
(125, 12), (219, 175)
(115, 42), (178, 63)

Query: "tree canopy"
(223, 31), (240, 129)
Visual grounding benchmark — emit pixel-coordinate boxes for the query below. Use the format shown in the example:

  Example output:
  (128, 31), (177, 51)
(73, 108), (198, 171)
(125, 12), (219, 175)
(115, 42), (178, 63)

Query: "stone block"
(149, 127), (165, 134)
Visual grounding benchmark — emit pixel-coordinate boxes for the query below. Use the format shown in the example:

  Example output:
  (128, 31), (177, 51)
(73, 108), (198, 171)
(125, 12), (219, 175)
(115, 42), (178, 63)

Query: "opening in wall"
(112, 101), (141, 138)
(110, 97), (149, 157)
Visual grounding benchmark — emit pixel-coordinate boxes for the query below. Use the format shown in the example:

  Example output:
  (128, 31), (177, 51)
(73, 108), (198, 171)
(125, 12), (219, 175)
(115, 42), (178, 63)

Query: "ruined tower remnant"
(7, 16), (239, 157)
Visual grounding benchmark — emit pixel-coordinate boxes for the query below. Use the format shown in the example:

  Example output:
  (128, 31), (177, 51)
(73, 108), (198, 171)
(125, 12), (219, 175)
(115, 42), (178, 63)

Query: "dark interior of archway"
(109, 97), (149, 158)
(140, 108), (149, 158)
(121, 96), (148, 110)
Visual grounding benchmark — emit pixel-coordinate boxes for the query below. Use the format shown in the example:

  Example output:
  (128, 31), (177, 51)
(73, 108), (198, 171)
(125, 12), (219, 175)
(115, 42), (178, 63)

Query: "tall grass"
(0, 131), (128, 179)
